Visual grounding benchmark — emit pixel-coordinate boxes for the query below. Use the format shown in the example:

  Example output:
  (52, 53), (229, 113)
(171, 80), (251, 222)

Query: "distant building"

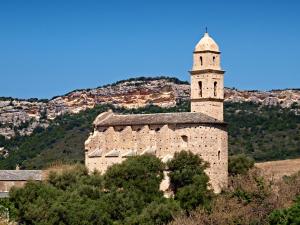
(0, 170), (43, 197)
(85, 32), (228, 193)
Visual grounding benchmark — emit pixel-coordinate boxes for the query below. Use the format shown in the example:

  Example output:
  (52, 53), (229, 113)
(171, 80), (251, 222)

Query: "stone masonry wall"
(85, 123), (228, 193)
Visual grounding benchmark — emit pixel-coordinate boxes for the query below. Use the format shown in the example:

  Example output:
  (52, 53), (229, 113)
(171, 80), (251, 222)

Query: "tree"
(167, 151), (209, 192)
(167, 151), (212, 211)
(126, 200), (181, 225)
(104, 155), (164, 200)
(228, 154), (254, 175)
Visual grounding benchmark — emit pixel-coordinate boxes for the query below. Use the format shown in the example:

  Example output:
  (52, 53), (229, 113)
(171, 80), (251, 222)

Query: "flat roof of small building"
(0, 170), (43, 181)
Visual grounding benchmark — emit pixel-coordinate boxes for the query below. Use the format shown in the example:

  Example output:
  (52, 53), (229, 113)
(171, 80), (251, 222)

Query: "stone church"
(85, 32), (228, 193)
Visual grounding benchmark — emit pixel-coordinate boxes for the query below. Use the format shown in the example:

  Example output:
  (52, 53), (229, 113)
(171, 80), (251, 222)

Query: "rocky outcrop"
(225, 88), (300, 107)
(0, 77), (299, 139)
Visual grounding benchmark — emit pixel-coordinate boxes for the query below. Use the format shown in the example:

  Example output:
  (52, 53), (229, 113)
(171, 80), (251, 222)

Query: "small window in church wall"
(218, 151), (220, 160)
(181, 135), (188, 148)
(214, 81), (217, 97)
(200, 56), (203, 66)
(198, 81), (202, 97)
(213, 56), (216, 64)
(182, 135), (188, 142)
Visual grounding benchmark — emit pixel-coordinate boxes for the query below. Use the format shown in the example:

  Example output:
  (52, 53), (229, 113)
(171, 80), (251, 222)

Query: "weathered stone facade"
(85, 32), (228, 193)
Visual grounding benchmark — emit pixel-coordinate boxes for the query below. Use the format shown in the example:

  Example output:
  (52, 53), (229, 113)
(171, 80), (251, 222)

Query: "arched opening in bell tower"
(198, 81), (202, 97)
(214, 81), (217, 97)
(200, 56), (203, 66)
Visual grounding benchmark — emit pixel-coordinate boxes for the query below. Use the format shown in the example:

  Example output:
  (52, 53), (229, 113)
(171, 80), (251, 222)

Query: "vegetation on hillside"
(269, 196), (300, 224)
(0, 103), (189, 169)
(226, 102), (300, 161)
(0, 96), (49, 103)
(170, 169), (300, 225)
(101, 76), (190, 88)
(0, 101), (299, 169)
(0, 104), (112, 169)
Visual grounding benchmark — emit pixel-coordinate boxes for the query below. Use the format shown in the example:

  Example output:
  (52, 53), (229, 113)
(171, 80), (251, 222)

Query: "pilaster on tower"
(190, 32), (225, 121)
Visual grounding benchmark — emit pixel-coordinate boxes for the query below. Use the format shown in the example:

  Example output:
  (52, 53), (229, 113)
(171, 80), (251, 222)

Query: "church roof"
(195, 32), (219, 52)
(94, 111), (225, 127)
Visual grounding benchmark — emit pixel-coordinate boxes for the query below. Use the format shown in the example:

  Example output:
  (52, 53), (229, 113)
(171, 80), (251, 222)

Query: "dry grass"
(256, 158), (300, 180)
(0, 217), (16, 225)
(170, 168), (300, 225)
(42, 162), (80, 179)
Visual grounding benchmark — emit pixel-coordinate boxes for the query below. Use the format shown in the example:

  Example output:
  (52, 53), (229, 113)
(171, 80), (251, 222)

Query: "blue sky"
(0, 0), (299, 99)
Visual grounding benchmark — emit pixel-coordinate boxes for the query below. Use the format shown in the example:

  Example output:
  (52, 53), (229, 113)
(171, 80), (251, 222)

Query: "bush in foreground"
(228, 154), (254, 175)
(7, 152), (212, 225)
(170, 168), (300, 225)
(269, 196), (300, 225)
(167, 151), (212, 211)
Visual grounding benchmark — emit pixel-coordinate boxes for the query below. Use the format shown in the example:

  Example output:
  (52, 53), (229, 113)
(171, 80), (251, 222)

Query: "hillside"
(256, 158), (300, 180)
(0, 76), (299, 139)
(0, 99), (299, 169)
(0, 76), (299, 169)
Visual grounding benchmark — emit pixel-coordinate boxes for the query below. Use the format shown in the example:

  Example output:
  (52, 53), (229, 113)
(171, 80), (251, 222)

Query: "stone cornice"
(193, 50), (221, 54)
(191, 98), (224, 102)
(189, 69), (225, 75)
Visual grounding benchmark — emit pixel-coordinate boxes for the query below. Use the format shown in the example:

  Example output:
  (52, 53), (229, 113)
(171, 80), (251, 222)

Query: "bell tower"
(190, 32), (225, 121)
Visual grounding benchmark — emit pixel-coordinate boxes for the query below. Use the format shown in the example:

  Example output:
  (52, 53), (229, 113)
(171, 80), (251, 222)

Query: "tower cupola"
(192, 32), (222, 71)
(194, 32), (220, 52)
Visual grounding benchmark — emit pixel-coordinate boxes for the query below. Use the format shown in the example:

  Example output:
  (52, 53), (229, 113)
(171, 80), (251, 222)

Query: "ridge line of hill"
(0, 76), (299, 139)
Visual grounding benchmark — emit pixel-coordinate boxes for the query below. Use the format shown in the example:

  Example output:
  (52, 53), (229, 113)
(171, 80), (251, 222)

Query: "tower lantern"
(190, 32), (225, 121)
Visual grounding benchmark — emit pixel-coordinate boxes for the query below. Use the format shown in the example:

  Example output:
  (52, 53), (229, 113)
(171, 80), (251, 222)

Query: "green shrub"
(126, 200), (181, 225)
(167, 151), (212, 211)
(228, 154), (254, 175)
(269, 196), (300, 225)
(104, 155), (164, 201)
(174, 174), (212, 211)
(167, 151), (209, 192)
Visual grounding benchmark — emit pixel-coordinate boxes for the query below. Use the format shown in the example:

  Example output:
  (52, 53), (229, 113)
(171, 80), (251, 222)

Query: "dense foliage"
(228, 154), (255, 175)
(4, 154), (300, 225)
(167, 151), (212, 211)
(226, 102), (300, 161)
(7, 152), (212, 225)
(0, 101), (299, 169)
